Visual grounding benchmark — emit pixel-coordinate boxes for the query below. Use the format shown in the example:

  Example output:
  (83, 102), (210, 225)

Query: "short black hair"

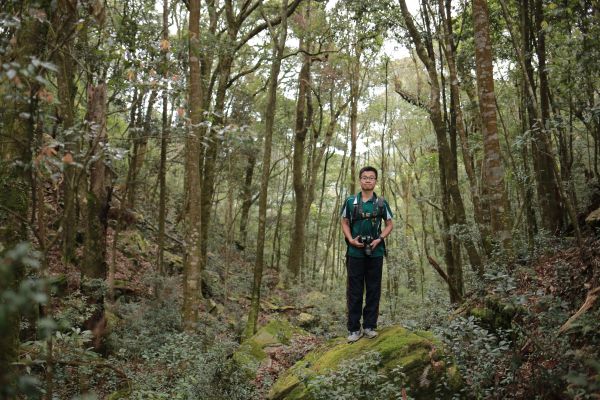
(359, 166), (378, 179)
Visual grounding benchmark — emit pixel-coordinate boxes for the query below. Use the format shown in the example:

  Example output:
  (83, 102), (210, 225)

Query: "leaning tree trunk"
(244, 0), (289, 339)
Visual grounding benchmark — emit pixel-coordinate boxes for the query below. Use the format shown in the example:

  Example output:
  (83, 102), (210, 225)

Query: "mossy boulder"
(233, 318), (309, 378)
(468, 296), (519, 332)
(119, 230), (149, 258)
(585, 207), (600, 228)
(268, 326), (461, 400)
(163, 250), (183, 273)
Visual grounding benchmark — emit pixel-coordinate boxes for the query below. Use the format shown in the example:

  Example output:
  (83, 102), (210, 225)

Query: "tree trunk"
(287, 33), (312, 284)
(244, 0), (288, 339)
(239, 151), (256, 248)
(182, 0), (204, 330)
(439, 0), (490, 257)
(399, 0), (481, 300)
(127, 90), (158, 210)
(54, 0), (79, 265)
(0, 3), (50, 392)
(348, 45), (361, 195)
(82, 83), (110, 351)
(472, 0), (512, 252)
(272, 162), (290, 272)
(157, 0), (169, 276)
(532, 0), (564, 233)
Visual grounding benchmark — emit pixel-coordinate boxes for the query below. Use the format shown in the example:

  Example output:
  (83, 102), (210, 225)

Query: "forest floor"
(36, 226), (600, 399)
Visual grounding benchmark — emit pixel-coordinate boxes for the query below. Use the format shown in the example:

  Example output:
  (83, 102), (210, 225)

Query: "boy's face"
(359, 172), (377, 191)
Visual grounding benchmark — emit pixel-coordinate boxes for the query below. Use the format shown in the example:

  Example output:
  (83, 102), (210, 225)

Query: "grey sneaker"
(364, 328), (378, 339)
(347, 330), (362, 343)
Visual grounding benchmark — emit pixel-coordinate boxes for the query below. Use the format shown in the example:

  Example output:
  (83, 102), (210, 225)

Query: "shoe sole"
(347, 335), (363, 343)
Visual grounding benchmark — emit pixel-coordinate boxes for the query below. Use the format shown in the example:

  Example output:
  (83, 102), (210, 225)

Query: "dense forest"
(1, 0), (600, 398)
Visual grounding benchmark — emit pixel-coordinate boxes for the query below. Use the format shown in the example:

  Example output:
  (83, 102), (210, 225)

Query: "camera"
(359, 235), (373, 256)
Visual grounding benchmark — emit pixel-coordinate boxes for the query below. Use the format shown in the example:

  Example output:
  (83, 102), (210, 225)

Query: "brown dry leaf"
(41, 146), (57, 157)
(160, 39), (170, 51)
(37, 88), (54, 103)
(62, 153), (74, 164)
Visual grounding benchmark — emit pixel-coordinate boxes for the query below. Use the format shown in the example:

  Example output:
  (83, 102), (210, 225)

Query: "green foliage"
(111, 327), (255, 399)
(106, 278), (256, 399)
(0, 243), (49, 399)
(305, 351), (414, 400)
(107, 281), (183, 356)
(0, 244), (47, 327)
(54, 291), (99, 331)
(437, 316), (514, 399)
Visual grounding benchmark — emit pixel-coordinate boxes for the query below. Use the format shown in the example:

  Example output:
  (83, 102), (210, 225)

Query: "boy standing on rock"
(340, 166), (394, 343)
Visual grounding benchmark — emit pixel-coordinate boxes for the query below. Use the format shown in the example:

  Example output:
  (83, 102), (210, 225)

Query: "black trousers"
(346, 256), (383, 332)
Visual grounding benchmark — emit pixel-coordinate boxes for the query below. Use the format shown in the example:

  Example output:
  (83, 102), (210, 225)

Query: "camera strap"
(351, 193), (385, 238)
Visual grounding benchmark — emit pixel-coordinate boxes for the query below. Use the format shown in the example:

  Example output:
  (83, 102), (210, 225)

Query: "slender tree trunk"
(287, 33), (311, 284)
(400, 0), (481, 299)
(239, 151), (256, 247)
(244, 0), (288, 338)
(532, 0), (564, 233)
(182, 0), (204, 330)
(272, 161), (290, 272)
(312, 150), (333, 279)
(127, 90), (158, 210)
(157, 0), (169, 276)
(55, 0), (79, 265)
(348, 45), (361, 195)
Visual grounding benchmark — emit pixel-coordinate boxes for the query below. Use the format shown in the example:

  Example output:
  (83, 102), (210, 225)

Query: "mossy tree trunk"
(0, 2), (49, 393)
(54, 0), (79, 266)
(82, 83), (111, 349)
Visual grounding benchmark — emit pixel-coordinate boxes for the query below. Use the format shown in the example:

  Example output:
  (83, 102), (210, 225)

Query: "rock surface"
(233, 318), (309, 378)
(267, 325), (461, 399)
(585, 207), (600, 227)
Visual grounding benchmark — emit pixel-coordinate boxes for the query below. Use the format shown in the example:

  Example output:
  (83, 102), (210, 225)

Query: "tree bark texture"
(287, 35), (311, 284)
(157, 0), (169, 276)
(182, 0), (204, 330)
(399, 0), (481, 301)
(244, 0), (289, 339)
(54, 0), (79, 265)
(472, 0), (512, 252)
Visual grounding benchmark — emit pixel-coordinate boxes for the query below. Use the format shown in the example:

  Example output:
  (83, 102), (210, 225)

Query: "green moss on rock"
(268, 326), (461, 400)
(233, 318), (308, 378)
(468, 296), (520, 332)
